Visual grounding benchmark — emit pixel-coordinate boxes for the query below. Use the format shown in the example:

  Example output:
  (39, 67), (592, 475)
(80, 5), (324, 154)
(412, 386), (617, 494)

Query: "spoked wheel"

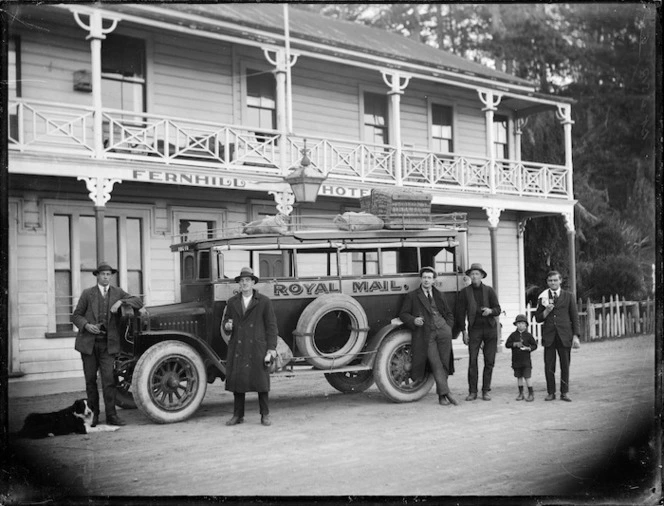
(114, 355), (137, 409)
(133, 341), (207, 423)
(373, 330), (434, 402)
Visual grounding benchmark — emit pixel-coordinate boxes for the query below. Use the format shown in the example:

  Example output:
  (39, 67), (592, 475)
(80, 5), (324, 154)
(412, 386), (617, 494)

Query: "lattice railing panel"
(8, 100), (571, 199)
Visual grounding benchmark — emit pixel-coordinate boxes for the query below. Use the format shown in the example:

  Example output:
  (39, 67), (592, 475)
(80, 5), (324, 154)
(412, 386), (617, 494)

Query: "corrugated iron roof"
(145, 3), (535, 89)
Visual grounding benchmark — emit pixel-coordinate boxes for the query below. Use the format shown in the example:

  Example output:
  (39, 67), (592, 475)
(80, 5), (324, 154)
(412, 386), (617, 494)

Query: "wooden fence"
(526, 295), (656, 342)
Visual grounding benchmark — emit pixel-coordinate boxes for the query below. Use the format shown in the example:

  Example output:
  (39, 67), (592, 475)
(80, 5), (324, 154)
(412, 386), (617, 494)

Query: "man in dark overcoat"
(456, 263), (501, 401)
(535, 270), (580, 402)
(223, 267), (278, 426)
(399, 266), (458, 406)
(72, 262), (144, 426)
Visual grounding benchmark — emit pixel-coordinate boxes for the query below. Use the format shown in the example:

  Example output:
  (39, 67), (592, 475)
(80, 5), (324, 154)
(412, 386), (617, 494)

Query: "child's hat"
(513, 314), (529, 326)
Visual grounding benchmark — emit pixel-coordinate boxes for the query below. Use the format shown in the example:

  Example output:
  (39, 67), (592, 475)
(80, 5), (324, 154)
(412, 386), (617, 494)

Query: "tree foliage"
(293, 3), (658, 300)
(577, 256), (649, 300)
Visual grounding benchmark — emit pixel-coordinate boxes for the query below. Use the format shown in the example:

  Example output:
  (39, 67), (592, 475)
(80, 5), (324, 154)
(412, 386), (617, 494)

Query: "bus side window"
(421, 247), (456, 273)
(214, 251), (224, 279)
(339, 250), (378, 276)
(398, 248), (419, 273)
(182, 252), (195, 281)
(198, 250), (210, 279)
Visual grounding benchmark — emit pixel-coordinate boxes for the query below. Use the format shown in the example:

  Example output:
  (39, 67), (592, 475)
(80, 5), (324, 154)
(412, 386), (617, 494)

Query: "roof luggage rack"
(171, 212), (467, 248)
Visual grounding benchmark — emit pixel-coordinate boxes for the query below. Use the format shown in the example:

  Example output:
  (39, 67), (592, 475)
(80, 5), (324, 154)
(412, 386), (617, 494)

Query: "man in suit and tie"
(456, 263), (501, 401)
(535, 270), (581, 402)
(399, 266), (458, 406)
(72, 262), (144, 426)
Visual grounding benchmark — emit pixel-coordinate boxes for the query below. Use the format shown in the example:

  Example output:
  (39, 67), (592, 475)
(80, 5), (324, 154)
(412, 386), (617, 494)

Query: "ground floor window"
(179, 219), (215, 242)
(49, 206), (147, 333)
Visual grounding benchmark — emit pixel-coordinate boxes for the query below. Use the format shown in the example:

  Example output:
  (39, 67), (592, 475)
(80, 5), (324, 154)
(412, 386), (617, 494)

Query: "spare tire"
(294, 294), (369, 369)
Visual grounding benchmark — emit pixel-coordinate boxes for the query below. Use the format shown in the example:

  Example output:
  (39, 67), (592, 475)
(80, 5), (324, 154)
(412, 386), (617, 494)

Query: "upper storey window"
(102, 34), (146, 115)
(493, 115), (509, 159)
(431, 104), (453, 154)
(364, 92), (388, 145)
(246, 69), (276, 130)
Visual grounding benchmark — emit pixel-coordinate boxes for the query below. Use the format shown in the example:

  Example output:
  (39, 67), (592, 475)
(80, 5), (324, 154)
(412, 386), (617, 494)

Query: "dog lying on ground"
(17, 399), (121, 439)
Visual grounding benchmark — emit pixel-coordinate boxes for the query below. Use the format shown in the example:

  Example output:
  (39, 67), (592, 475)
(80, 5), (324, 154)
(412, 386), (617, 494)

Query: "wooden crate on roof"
(360, 188), (433, 229)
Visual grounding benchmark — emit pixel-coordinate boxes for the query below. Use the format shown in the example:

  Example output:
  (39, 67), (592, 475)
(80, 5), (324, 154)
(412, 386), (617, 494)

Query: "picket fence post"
(600, 296), (606, 338)
(588, 298), (596, 340)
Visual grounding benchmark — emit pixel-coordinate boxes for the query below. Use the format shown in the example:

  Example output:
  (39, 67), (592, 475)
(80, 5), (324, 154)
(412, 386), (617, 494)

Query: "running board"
(273, 363), (372, 377)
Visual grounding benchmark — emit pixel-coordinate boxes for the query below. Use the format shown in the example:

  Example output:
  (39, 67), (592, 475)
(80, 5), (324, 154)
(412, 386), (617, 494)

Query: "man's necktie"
(104, 287), (108, 299)
(427, 291), (433, 305)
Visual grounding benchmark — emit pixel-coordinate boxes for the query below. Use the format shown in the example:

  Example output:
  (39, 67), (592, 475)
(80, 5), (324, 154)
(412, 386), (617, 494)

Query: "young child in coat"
(505, 314), (538, 401)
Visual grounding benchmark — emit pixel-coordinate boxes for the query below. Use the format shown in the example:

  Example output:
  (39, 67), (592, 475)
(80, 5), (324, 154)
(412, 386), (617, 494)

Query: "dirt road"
(3, 334), (660, 503)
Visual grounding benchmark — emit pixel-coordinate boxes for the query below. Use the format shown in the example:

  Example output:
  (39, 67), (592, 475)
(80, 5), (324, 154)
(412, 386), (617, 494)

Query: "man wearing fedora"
(455, 263), (501, 401)
(72, 262), (144, 426)
(223, 267), (278, 426)
(399, 266), (458, 406)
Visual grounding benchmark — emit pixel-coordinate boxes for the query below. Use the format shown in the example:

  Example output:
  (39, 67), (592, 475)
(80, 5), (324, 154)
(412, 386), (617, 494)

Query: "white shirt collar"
(98, 285), (109, 295)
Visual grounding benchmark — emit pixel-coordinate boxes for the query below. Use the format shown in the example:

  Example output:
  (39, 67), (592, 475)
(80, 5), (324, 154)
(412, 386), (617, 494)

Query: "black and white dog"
(17, 399), (121, 439)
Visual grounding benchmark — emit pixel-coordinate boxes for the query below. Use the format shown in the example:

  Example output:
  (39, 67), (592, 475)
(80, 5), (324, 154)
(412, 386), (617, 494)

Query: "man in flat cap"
(399, 266), (458, 406)
(455, 263), (501, 401)
(72, 262), (144, 426)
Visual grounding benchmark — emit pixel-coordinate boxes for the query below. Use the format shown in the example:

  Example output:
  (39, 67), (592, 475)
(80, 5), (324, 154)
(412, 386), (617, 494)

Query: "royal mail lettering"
(273, 282), (340, 297)
(351, 280), (406, 293)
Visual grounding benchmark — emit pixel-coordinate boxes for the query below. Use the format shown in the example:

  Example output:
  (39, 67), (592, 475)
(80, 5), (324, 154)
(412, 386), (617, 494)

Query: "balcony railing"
(8, 99), (572, 199)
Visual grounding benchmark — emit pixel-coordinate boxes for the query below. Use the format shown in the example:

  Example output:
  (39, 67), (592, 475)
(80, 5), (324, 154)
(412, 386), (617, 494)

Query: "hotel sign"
(131, 169), (247, 189)
(129, 169), (370, 198)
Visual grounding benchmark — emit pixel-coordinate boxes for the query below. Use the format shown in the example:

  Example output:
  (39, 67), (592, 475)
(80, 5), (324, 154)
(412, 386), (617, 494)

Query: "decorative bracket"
(78, 177), (121, 207)
(515, 117), (528, 135)
(517, 217), (530, 237)
(72, 9), (119, 40)
(381, 71), (411, 95)
(268, 188), (295, 216)
(555, 104), (574, 125)
(263, 47), (298, 73)
(562, 211), (575, 233)
(478, 90), (502, 112)
(483, 206), (503, 228)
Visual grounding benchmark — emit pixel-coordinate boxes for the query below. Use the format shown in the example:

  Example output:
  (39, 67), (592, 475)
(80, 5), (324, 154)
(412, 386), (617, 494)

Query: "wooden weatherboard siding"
(16, 18), (90, 104)
(152, 33), (233, 124)
(466, 213), (520, 342)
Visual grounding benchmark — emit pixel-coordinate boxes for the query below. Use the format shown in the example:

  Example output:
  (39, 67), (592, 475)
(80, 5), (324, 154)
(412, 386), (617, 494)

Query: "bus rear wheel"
(325, 368), (374, 393)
